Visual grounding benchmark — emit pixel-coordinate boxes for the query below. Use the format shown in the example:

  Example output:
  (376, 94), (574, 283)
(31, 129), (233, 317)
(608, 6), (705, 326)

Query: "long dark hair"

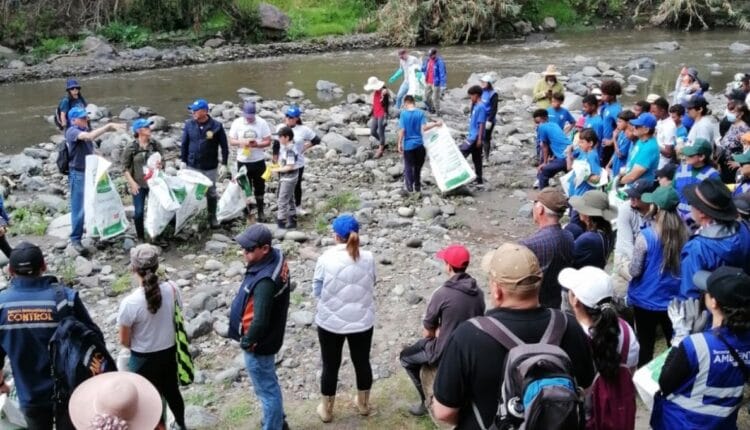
(584, 300), (621, 380)
(586, 215), (614, 257)
(136, 265), (162, 314)
(722, 304), (750, 333)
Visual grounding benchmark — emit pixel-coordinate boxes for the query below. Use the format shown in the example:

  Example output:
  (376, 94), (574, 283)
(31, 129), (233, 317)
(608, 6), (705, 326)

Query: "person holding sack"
(560, 266), (639, 430)
(117, 244), (187, 430)
(122, 119), (163, 242)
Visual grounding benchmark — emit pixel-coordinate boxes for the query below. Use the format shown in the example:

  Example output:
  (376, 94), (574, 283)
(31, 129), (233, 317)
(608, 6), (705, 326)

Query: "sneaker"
(408, 402), (427, 416)
(276, 219), (287, 229)
(533, 179), (540, 189)
(71, 242), (89, 257)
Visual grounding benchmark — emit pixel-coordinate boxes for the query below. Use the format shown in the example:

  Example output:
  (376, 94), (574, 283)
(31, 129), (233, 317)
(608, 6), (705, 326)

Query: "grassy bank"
(267, 0), (377, 39)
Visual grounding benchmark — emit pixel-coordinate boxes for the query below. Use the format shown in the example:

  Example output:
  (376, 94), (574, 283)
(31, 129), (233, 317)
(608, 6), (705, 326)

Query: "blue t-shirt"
(568, 149), (602, 197)
(675, 124), (688, 143)
(399, 109), (427, 151)
(599, 101), (621, 141)
(467, 102), (488, 142)
(547, 107), (575, 130)
(537, 122), (571, 159)
(64, 126), (94, 172)
(612, 132), (633, 176)
(583, 114), (605, 141)
(626, 136), (660, 182)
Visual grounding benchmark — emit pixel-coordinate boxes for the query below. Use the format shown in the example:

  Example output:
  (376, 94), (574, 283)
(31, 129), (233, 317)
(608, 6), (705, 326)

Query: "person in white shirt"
(228, 102), (272, 222)
(272, 106), (320, 213)
(388, 49), (421, 109)
(651, 97), (676, 168)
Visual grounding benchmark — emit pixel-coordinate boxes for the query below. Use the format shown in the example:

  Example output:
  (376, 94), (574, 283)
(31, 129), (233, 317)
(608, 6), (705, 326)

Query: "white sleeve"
(303, 126), (317, 142)
(117, 298), (135, 327)
(614, 206), (634, 259)
(228, 119), (241, 140)
(625, 323), (640, 368)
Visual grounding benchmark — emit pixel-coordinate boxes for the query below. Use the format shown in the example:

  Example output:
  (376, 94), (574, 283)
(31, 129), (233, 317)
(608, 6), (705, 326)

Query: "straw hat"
(69, 372), (161, 430)
(542, 64), (560, 76)
(364, 76), (385, 91)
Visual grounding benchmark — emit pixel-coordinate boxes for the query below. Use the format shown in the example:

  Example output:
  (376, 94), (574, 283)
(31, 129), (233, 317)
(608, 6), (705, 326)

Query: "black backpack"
(469, 309), (584, 430)
(48, 287), (116, 404)
(56, 140), (70, 175)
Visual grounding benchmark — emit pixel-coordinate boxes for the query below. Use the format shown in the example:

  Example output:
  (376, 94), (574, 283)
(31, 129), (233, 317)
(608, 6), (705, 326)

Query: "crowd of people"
(0, 51), (749, 430)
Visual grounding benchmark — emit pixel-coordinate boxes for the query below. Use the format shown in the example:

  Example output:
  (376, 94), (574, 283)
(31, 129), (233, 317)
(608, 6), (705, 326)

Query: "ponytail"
(138, 267), (162, 314)
(587, 301), (621, 381)
(346, 232), (360, 261)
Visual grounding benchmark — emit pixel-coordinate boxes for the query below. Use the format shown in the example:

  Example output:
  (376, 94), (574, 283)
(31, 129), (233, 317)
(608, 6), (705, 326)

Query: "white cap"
(558, 266), (613, 308)
(480, 74), (495, 84)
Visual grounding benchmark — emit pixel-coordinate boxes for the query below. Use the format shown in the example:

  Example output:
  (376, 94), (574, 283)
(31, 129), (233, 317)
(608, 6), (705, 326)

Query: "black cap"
(686, 95), (708, 109)
(624, 178), (657, 199)
(726, 89), (747, 102)
(734, 194), (750, 217)
(9, 241), (45, 276)
(693, 266), (750, 307)
(234, 224), (273, 250)
(428, 48), (437, 56)
(656, 163), (677, 180)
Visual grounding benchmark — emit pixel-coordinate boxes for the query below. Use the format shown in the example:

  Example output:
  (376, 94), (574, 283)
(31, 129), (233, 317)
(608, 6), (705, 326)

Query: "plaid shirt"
(520, 224), (574, 308)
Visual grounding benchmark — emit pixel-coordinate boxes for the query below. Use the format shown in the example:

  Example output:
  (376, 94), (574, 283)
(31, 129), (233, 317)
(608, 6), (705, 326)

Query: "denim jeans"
(244, 352), (284, 430)
(68, 169), (85, 243)
(537, 157), (568, 189)
(133, 187), (149, 222)
(395, 80), (409, 109)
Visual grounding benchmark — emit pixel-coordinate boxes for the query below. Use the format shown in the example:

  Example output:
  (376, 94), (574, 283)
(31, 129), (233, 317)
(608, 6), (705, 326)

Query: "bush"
(648, 0), (750, 30)
(99, 21), (151, 48)
(10, 207), (49, 236)
(29, 37), (80, 59)
(224, 0), (264, 42)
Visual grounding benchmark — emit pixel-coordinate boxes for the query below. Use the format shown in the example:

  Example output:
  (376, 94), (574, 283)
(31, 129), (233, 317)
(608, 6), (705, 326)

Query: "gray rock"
(729, 42), (750, 54)
(625, 57), (656, 71)
(0, 45), (16, 59)
(85, 104), (104, 121)
(346, 93), (366, 104)
(5, 154), (42, 176)
(562, 93), (583, 111)
(518, 202), (533, 218)
(47, 214), (72, 239)
(286, 88), (304, 98)
(322, 133), (356, 156)
(512, 20), (533, 35)
(186, 314), (214, 340)
(204, 240), (229, 253)
(387, 164), (404, 178)
(36, 194), (66, 213)
(513, 72), (541, 97)
(582, 66), (601, 77)
(393, 285), (405, 296)
(203, 38), (225, 49)
(441, 205), (456, 216)
(597, 61), (613, 72)
(541, 17), (557, 31)
(224, 261), (246, 278)
(8, 60), (25, 69)
(397, 207), (415, 218)
(237, 87), (257, 95)
(213, 321), (229, 338)
(78, 276), (100, 289)
(405, 238), (423, 248)
(148, 115), (169, 131)
(284, 231), (309, 242)
(213, 367), (240, 383)
(627, 75), (648, 85)
(654, 41), (679, 51)
(290, 310), (314, 326)
(203, 259), (225, 271)
(259, 2), (291, 30)
(118, 107), (139, 121)
(185, 405), (219, 428)
(189, 292), (219, 313)
(23, 147), (50, 159)
(74, 256), (94, 277)
(418, 206), (442, 220)
(82, 36), (115, 59)
(316, 80), (339, 92)
(407, 294), (423, 305)
(122, 238), (136, 252)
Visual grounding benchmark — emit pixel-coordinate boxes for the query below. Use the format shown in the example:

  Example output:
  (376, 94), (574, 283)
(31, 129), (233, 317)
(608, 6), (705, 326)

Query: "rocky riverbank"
(0, 56), (730, 427)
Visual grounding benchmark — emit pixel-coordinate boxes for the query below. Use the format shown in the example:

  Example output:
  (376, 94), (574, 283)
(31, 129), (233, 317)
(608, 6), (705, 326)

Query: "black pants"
(237, 159), (266, 199)
(633, 306), (673, 367)
(399, 338), (432, 402)
(482, 123), (495, 159)
(130, 346), (186, 428)
(317, 326), (373, 396)
(295, 167), (304, 207)
(23, 404), (74, 430)
(461, 139), (483, 183)
(403, 146), (426, 192)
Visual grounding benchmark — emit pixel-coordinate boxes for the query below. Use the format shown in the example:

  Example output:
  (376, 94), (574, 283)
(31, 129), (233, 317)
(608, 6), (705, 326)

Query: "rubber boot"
(277, 218), (287, 229)
(207, 196), (220, 229)
(256, 197), (265, 223)
(316, 395), (335, 423)
(287, 215), (298, 229)
(353, 390), (373, 416)
(135, 217), (145, 242)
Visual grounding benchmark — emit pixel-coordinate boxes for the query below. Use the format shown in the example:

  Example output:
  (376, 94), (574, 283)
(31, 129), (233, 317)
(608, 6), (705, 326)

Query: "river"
(0, 28), (748, 155)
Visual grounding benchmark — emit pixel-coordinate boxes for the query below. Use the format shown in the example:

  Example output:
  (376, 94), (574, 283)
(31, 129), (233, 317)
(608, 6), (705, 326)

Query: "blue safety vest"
(627, 228), (680, 311)
(674, 163), (720, 220)
(481, 89), (496, 125)
(733, 180), (750, 197)
(651, 329), (750, 430)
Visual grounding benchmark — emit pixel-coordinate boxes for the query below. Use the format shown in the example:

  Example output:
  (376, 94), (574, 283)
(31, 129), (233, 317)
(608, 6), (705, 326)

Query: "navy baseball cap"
(188, 99), (209, 112)
(66, 78), (81, 90)
(630, 113), (657, 129)
(235, 224), (273, 250)
(9, 241), (45, 276)
(624, 178), (657, 199)
(693, 266), (750, 307)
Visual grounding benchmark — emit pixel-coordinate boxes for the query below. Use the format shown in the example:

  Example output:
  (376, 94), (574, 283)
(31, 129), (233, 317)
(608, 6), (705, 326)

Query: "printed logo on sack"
(430, 134), (439, 143)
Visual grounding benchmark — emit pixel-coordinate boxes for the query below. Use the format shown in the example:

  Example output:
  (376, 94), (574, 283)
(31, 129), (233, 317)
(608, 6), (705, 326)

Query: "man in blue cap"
(619, 112), (660, 185)
(65, 107), (125, 254)
(55, 78), (88, 130)
(180, 98), (229, 229)
(122, 118), (163, 241)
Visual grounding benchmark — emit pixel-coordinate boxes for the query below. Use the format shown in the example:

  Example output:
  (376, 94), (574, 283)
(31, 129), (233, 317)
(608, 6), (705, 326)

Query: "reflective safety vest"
(733, 180), (750, 197)
(652, 329), (750, 430)
(481, 89), (496, 124)
(674, 163), (720, 220)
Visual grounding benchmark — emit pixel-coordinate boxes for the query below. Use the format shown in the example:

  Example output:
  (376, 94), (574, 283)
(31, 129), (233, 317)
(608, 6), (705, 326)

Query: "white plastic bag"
(0, 382), (27, 429)
(83, 155), (129, 240)
(173, 169), (212, 233)
(217, 167), (252, 223)
(632, 348), (671, 411)
(423, 125), (476, 192)
(145, 170), (180, 238)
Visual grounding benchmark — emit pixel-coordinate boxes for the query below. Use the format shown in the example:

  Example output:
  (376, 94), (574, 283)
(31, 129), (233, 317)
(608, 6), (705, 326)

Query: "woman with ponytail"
(117, 244), (187, 430)
(312, 214), (377, 423)
(560, 266), (639, 430)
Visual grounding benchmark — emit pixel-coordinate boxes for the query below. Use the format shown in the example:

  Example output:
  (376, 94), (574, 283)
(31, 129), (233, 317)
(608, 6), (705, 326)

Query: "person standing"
(65, 106), (125, 254)
(685, 95), (719, 146)
(399, 244), (485, 417)
(718, 101), (750, 183)
(613, 178), (656, 291)
(732, 152), (750, 196)
(627, 186), (687, 366)
(582, 94), (605, 142)
(479, 75), (499, 159)
(229, 102), (272, 222)
(619, 113), (660, 185)
(674, 138), (720, 225)
(599, 80), (623, 167)
(609, 110), (636, 177)
(533, 65), (565, 109)
(651, 97), (677, 168)
(520, 187), (574, 309)
(397, 95), (442, 193)
(364, 77), (390, 159)
(421, 48), (447, 115)
(461, 86), (487, 185)
(0, 242), (102, 430)
(230, 225), (291, 430)
(117, 244), (187, 430)
(275, 106), (321, 211)
(55, 78), (87, 130)
(180, 98), (229, 229)
(534, 109), (571, 189)
(312, 214), (376, 423)
(122, 119), (163, 242)
(274, 127), (300, 229)
(389, 49), (420, 109)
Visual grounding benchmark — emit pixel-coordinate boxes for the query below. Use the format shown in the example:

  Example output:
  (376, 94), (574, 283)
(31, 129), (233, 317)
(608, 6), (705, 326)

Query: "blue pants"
(133, 186), (149, 239)
(396, 80), (409, 109)
(244, 352), (284, 430)
(537, 157), (567, 189)
(68, 170), (85, 243)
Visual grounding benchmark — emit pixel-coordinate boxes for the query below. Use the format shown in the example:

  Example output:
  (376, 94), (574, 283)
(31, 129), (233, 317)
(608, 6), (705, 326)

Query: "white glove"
(485, 121), (493, 130)
(218, 165), (229, 181)
(668, 298), (691, 347)
(117, 348), (131, 371)
(179, 161), (187, 170)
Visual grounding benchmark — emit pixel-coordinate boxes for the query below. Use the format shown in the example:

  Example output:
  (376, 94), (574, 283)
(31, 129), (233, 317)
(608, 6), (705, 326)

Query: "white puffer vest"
(314, 244), (376, 334)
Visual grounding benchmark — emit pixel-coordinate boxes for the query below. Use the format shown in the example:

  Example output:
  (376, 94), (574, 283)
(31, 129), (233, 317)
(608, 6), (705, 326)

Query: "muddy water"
(1, 28), (748, 154)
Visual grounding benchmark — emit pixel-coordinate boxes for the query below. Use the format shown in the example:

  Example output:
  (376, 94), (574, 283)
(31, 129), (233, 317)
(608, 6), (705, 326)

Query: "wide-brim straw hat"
(542, 64), (560, 76)
(569, 190), (618, 220)
(364, 76), (385, 91)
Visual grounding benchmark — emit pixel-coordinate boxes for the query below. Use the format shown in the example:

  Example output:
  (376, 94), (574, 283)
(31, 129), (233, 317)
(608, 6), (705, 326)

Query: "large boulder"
(322, 133), (357, 156)
(512, 20), (533, 35)
(316, 80), (340, 92)
(259, 2), (290, 31)
(542, 17), (557, 32)
(654, 41), (680, 51)
(513, 72), (541, 97)
(47, 214), (72, 239)
(625, 57), (656, 71)
(4, 154), (42, 176)
(82, 36), (115, 59)
(729, 42), (750, 54)
(0, 45), (16, 59)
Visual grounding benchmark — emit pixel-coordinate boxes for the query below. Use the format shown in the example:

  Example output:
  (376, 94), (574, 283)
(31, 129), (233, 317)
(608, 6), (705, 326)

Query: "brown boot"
(353, 390), (374, 416)
(316, 395), (335, 423)
(374, 146), (384, 159)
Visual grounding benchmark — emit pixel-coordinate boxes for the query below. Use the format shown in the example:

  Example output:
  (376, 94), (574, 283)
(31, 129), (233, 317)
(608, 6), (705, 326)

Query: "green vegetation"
(110, 272), (133, 295)
(58, 259), (77, 286)
(185, 388), (218, 407)
(99, 22), (151, 48)
(312, 191), (361, 234)
(221, 398), (254, 427)
(29, 37), (80, 59)
(10, 207), (49, 236)
(276, 0), (377, 39)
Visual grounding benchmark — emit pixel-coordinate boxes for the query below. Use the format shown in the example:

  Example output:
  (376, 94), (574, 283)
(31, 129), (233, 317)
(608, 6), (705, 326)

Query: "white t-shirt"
(117, 282), (179, 353)
(276, 124), (316, 168)
(655, 117), (676, 168)
(580, 318), (640, 368)
(279, 143), (299, 174)
(229, 116), (272, 163)
(687, 116), (719, 147)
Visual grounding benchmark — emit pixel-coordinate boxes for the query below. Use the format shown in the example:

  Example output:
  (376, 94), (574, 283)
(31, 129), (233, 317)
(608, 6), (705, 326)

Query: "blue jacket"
(680, 222), (750, 299)
(421, 56), (447, 87)
(0, 276), (99, 409)
(180, 117), (229, 170)
(674, 163), (720, 221)
(627, 228), (680, 311)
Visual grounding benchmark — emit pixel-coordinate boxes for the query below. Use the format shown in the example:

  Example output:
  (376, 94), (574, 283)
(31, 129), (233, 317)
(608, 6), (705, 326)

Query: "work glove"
(685, 298), (709, 333)
(668, 298), (691, 347)
(240, 335), (255, 351)
(218, 165), (229, 181)
(485, 121), (493, 130)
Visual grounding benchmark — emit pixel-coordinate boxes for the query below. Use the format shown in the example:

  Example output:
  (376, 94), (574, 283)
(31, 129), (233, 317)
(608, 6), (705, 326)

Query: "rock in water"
(729, 42), (750, 54)
(286, 88), (304, 98)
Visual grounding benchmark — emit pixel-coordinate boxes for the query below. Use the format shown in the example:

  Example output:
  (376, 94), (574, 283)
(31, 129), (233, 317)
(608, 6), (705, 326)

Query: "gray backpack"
(469, 309), (584, 430)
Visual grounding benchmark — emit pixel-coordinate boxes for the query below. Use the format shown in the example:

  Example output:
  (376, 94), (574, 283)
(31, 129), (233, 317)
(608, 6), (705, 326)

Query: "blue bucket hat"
(188, 99), (209, 112)
(630, 112), (657, 129)
(68, 106), (88, 120)
(285, 105), (301, 118)
(66, 78), (81, 91)
(132, 118), (154, 134)
(332, 214), (359, 238)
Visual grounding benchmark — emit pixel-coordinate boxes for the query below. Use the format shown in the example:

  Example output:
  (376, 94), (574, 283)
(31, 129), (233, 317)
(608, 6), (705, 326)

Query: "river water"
(1, 28), (748, 155)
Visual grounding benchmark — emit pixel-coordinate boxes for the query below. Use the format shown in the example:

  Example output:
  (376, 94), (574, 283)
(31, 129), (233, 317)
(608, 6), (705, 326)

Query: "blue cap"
(332, 214), (359, 238)
(66, 78), (81, 90)
(131, 118), (154, 134)
(234, 224), (273, 250)
(285, 105), (301, 118)
(68, 106), (88, 120)
(188, 99), (209, 112)
(630, 112), (657, 129)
